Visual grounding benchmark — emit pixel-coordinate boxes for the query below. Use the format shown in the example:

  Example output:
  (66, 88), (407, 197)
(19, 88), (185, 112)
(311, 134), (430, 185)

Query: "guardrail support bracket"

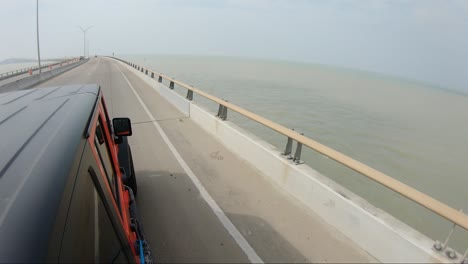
(145, 69), (148, 75)
(217, 102), (228, 120)
(461, 248), (468, 264)
(433, 213), (464, 261)
(186, 90), (193, 100)
(281, 137), (293, 159)
(221, 100), (228, 120)
(169, 81), (174, 90)
(221, 106), (228, 120)
(217, 104), (223, 117)
(151, 72), (154, 78)
(158, 76), (162, 83)
(293, 137), (304, 164)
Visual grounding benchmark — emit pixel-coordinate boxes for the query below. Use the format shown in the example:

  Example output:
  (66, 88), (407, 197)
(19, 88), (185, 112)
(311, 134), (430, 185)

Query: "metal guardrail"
(112, 57), (467, 258)
(0, 67), (36, 79)
(0, 58), (78, 81)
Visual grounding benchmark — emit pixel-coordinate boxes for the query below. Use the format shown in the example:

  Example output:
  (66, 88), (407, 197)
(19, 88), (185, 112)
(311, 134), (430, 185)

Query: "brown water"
(122, 54), (468, 251)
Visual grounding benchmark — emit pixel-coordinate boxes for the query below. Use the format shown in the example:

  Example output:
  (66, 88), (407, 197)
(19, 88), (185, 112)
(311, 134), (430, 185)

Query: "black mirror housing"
(113, 117), (132, 137)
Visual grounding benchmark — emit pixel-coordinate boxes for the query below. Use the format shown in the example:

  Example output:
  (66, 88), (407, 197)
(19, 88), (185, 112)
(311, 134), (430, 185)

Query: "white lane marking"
(116, 65), (263, 264)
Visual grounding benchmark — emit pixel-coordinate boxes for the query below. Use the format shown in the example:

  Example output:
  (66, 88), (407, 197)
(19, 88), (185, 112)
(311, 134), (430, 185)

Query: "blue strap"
(139, 240), (144, 264)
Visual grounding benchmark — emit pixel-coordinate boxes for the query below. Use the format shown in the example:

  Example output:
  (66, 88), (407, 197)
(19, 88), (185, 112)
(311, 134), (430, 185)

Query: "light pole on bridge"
(79, 26), (94, 58)
(36, 0), (42, 73)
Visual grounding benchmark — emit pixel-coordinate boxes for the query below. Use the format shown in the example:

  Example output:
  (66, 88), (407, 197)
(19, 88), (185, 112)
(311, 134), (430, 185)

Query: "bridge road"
(33, 58), (376, 263)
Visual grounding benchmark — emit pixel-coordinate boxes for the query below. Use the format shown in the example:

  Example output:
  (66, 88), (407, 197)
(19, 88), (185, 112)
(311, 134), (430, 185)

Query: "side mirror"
(113, 117), (132, 137)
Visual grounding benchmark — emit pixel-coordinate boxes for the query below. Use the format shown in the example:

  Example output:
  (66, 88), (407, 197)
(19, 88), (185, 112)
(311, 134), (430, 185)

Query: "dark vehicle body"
(0, 85), (150, 263)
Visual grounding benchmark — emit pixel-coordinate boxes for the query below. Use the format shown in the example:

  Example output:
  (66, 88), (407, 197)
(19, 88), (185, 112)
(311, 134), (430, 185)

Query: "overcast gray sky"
(0, 0), (467, 91)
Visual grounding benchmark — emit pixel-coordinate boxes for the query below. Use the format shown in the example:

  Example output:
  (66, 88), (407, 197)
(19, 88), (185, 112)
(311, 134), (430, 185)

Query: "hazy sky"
(0, 0), (467, 91)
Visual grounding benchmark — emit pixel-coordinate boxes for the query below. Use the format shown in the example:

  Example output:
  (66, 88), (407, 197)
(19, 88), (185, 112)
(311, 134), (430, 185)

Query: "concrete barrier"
(116, 59), (452, 263)
(0, 59), (89, 93)
(188, 103), (443, 263)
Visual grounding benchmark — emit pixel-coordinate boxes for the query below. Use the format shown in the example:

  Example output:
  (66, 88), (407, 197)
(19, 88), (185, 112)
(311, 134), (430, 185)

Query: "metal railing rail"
(0, 67), (36, 78)
(114, 57), (468, 233)
(0, 58), (78, 81)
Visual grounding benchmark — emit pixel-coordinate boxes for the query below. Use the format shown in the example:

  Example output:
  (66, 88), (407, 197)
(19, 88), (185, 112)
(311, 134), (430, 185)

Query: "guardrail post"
(151, 72), (154, 78)
(220, 106), (227, 120)
(145, 69), (148, 75)
(461, 248), (468, 264)
(169, 81), (174, 90)
(216, 100), (228, 120)
(141, 68), (144, 73)
(281, 135), (293, 159)
(158, 76), (162, 83)
(293, 134), (305, 164)
(186, 90), (193, 100)
(433, 211), (463, 260)
(221, 100), (228, 120)
(217, 104), (223, 117)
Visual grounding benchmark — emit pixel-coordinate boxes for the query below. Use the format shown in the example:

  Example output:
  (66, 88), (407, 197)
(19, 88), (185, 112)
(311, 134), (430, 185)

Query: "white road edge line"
(115, 65), (264, 264)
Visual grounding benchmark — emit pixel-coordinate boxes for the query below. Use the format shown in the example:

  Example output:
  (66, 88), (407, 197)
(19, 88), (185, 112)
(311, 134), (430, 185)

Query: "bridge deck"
(34, 58), (376, 263)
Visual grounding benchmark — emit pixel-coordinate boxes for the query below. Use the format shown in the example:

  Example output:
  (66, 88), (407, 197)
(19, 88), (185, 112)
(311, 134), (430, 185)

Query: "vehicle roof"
(0, 84), (100, 261)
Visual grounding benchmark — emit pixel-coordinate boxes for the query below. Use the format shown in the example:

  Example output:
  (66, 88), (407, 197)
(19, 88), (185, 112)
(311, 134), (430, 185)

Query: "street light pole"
(36, 0), (42, 73)
(79, 26), (93, 58)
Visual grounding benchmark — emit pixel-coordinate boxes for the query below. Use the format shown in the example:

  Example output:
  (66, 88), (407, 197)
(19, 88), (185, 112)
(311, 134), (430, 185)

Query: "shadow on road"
(134, 169), (308, 263)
